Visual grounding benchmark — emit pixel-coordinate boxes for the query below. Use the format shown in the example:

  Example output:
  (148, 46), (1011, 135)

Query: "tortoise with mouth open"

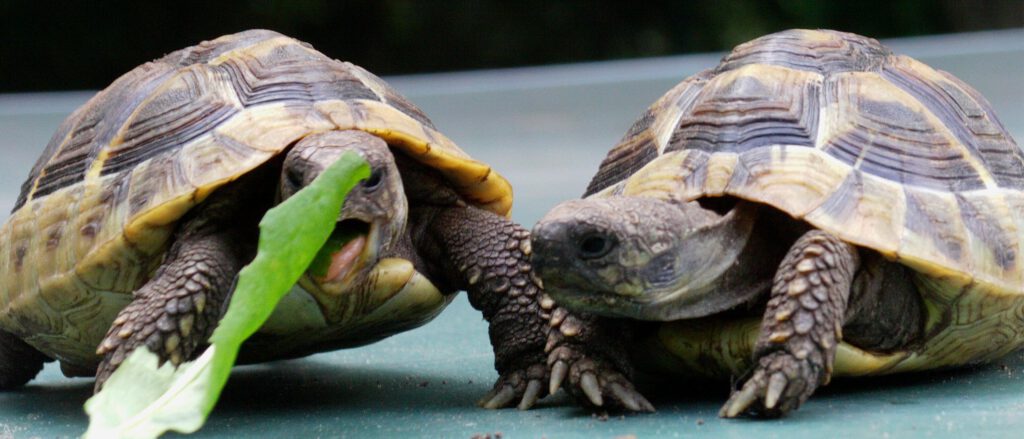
(0, 30), (645, 410)
(532, 29), (1024, 417)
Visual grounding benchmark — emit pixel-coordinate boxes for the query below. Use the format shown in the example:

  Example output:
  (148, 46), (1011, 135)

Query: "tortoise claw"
(550, 360), (568, 394)
(609, 382), (655, 412)
(480, 362), (550, 410)
(720, 381), (759, 418)
(719, 351), (819, 418)
(580, 372), (603, 406)
(518, 379), (544, 410)
(547, 346), (654, 412)
(480, 385), (517, 409)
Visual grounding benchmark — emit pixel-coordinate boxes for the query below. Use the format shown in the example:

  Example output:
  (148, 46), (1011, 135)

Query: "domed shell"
(0, 30), (510, 366)
(588, 29), (1024, 372)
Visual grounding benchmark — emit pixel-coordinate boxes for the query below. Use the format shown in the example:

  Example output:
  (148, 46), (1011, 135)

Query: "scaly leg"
(93, 181), (265, 391)
(422, 206), (649, 410)
(720, 230), (858, 418)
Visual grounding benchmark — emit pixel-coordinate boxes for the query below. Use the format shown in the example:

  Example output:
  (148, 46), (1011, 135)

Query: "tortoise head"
(531, 196), (760, 321)
(281, 130), (408, 295)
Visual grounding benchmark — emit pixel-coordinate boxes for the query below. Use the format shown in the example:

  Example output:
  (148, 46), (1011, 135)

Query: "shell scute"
(881, 56), (1024, 189)
(667, 64), (822, 154)
(820, 71), (989, 191)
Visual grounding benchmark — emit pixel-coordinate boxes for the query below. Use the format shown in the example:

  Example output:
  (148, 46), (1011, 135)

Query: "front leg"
(544, 307), (654, 412)
(720, 230), (858, 418)
(424, 206), (648, 410)
(94, 183), (263, 391)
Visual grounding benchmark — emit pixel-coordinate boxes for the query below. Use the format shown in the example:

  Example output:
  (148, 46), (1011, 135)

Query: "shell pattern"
(590, 29), (1024, 373)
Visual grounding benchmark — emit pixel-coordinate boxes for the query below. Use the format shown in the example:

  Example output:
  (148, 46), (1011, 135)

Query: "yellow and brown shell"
(589, 29), (1024, 377)
(0, 30), (512, 368)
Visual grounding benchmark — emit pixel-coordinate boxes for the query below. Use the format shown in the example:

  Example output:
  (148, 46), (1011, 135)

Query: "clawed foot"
(94, 293), (208, 392)
(478, 362), (549, 410)
(719, 351), (820, 418)
(547, 345), (654, 412)
(479, 362), (548, 410)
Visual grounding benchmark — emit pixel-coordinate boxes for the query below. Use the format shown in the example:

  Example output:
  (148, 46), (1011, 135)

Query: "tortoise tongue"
(324, 235), (367, 282)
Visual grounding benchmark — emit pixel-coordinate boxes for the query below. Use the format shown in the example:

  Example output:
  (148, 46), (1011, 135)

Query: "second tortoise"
(532, 29), (1024, 417)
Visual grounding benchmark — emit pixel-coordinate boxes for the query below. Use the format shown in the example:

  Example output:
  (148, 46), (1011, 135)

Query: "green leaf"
(84, 152), (370, 438)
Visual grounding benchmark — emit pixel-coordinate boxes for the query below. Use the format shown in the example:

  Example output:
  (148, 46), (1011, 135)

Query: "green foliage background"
(2, 0), (1022, 92)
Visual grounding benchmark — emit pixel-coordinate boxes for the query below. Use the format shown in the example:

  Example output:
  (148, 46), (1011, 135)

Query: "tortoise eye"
(285, 167), (305, 189)
(363, 168), (383, 190)
(578, 232), (615, 259)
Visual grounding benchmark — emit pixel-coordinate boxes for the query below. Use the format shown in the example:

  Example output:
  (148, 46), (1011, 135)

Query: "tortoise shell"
(0, 30), (511, 367)
(588, 29), (1024, 375)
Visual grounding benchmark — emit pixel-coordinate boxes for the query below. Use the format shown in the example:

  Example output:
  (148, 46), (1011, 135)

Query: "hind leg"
(0, 328), (49, 389)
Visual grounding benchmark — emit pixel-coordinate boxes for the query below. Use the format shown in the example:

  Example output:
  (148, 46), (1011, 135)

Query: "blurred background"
(3, 0), (1023, 92)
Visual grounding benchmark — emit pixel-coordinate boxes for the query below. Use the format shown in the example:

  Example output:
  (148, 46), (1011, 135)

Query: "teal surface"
(1, 29), (1023, 438)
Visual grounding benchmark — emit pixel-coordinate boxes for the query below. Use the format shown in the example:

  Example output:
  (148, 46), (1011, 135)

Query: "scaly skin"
(542, 305), (653, 412)
(94, 177), (266, 391)
(0, 329), (50, 389)
(419, 206), (551, 409)
(721, 230), (858, 418)
(421, 206), (650, 411)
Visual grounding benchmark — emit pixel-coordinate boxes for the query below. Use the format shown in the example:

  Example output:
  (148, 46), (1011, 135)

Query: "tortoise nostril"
(578, 233), (615, 259)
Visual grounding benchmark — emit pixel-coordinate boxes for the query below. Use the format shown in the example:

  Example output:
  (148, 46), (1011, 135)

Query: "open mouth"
(310, 219), (372, 283)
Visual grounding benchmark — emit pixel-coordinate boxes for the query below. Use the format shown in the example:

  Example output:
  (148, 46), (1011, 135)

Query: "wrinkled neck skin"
(534, 196), (779, 321)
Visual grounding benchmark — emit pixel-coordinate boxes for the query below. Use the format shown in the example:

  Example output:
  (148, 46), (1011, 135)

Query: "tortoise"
(0, 30), (644, 410)
(531, 29), (1024, 417)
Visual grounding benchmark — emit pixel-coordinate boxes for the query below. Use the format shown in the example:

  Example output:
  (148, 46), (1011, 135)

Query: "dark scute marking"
(125, 154), (192, 220)
(903, 190), (963, 262)
(17, 114), (98, 210)
(18, 62), (178, 210)
(821, 77), (985, 192)
(46, 224), (64, 251)
(816, 170), (863, 222)
(30, 160), (90, 202)
(217, 49), (379, 107)
(24, 32), (289, 209)
(667, 74), (819, 154)
(956, 194), (1016, 270)
(101, 72), (239, 177)
(584, 134), (659, 197)
(717, 29), (891, 74)
(882, 62), (1024, 189)
(13, 245), (26, 270)
(80, 222), (98, 239)
(727, 147), (769, 191)
(14, 105), (83, 211)
(18, 60), (180, 211)
(682, 150), (711, 191)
